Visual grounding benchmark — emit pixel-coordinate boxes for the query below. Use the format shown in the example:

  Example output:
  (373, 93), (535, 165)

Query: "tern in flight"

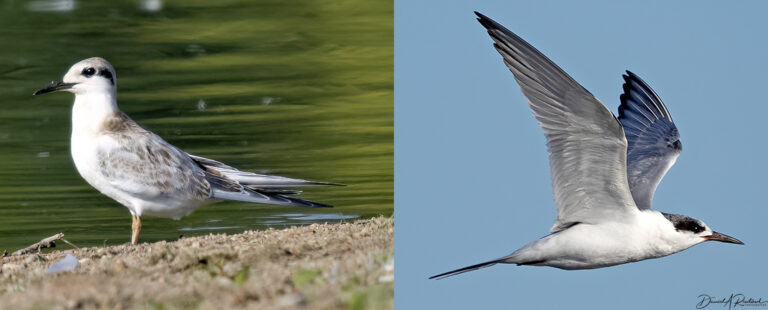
(430, 12), (743, 279)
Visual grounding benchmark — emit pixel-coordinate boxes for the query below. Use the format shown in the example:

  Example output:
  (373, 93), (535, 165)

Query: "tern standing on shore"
(34, 57), (336, 245)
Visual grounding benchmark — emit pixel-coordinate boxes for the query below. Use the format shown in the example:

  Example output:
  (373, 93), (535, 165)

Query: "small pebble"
(47, 254), (79, 273)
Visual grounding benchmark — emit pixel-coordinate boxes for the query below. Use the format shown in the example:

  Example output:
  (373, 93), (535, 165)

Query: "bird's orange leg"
(131, 215), (142, 245)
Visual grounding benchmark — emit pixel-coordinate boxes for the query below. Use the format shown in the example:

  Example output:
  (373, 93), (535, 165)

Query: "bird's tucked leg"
(131, 215), (142, 245)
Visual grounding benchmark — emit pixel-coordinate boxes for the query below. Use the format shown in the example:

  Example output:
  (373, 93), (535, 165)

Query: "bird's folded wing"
(618, 71), (681, 210)
(98, 132), (211, 202)
(476, 12), (638, 232)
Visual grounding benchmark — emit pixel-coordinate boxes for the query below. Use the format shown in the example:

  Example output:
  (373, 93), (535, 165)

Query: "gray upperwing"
(617, 71), (681, 210)
(476, 12), (637, 232)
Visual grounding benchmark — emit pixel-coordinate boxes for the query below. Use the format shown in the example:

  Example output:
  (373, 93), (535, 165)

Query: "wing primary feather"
(187, 154), (336, 208)
(617, 71), (681, 210)
(475, 11), (637, 231)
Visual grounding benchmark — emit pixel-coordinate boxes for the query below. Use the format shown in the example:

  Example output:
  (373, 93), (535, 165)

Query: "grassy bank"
(0, 217), (393, 310)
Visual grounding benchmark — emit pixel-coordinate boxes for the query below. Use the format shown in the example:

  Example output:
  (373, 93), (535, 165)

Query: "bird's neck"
(71, 91), (120, 135)
(638, 210), (698, 257)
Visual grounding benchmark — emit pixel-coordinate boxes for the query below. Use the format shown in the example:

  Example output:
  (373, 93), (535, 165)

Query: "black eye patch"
(98, 68), (114, 85)
(674, 220), (704, 233)
(81, 67), (96, 77)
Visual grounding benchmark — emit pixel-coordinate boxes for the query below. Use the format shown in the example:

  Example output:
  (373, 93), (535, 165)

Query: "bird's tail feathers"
(429, 258), (505, 280)
(187, 153), (343, 188)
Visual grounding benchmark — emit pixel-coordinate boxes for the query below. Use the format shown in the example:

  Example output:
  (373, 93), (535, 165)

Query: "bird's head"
(661, 213), (743, 248)
(34, 57), (116, 96)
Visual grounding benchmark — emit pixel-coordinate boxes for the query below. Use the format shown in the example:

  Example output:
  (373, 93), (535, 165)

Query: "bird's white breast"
(69, 92), (136, 210)
(71, 119), (132, 207)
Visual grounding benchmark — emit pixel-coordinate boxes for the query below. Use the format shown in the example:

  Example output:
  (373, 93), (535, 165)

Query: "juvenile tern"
(34, 57), (336, 245)
(430, 13), (743, 279)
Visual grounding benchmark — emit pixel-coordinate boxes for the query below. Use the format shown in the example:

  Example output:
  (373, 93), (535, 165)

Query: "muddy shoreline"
(0, 217), (393, 310)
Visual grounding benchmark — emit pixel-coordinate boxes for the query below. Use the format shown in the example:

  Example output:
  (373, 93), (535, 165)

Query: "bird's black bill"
(704, 231), (744, 245)
(33, 81), (76, 95)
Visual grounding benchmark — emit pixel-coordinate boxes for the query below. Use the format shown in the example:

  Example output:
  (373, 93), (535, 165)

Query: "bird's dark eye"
(687, 222), (704, 233)
(673, 218), (705, 234)
(82, 67), (96, 77)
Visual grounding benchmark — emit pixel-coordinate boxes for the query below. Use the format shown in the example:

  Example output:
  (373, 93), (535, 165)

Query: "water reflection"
(178, 213), (358, 231)
(280, 213), (359, 221)
(178, 226), (240, 232)
(140, 0), (162, 12)
(28, 0), (75, 12)
(29, 0), (166, 13)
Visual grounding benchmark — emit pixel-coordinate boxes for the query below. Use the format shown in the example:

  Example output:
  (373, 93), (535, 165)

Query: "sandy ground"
(0, 217), (393, 310)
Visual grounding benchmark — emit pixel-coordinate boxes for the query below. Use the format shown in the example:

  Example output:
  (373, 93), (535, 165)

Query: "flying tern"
(34, 57), (336, 245)
(430, 12), (743, 279)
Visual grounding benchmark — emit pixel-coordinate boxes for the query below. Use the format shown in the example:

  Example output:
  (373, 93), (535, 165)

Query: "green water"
(0, 0), (393, 251)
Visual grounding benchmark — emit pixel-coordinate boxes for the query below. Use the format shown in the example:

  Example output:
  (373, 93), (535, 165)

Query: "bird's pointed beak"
(33, 81), (77, 96)
(703, 231), (744, 245)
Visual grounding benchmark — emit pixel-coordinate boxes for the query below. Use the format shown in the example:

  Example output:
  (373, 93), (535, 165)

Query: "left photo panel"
(0, 1), (393, 309)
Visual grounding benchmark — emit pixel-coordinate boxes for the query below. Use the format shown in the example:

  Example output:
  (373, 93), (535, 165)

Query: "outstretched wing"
(618, 71), (681, 210)
(476, 12), (637, 231)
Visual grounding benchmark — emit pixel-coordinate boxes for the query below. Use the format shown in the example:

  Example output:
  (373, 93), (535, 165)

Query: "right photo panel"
(396, 1), (766, 309)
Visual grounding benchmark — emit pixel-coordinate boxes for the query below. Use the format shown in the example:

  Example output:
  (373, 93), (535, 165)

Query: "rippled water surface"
(0, 0), (393, 250)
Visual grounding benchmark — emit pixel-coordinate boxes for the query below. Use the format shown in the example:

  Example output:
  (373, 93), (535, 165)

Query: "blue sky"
(396, 1), (768, 309)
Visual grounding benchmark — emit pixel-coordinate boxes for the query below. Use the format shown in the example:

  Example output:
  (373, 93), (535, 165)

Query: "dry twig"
(12, 233), (65, 256)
